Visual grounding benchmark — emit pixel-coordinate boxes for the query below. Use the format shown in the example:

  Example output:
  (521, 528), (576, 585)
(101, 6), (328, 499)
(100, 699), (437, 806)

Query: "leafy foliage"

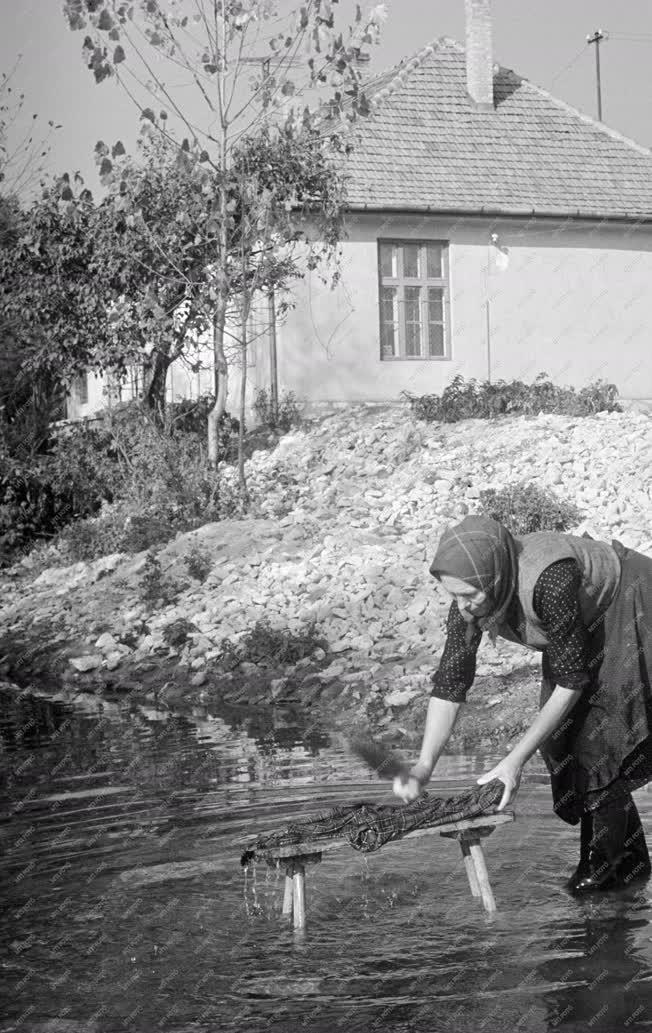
(183, 546), (213, 583)
(168, 395), (238, 442)
(63, 0), (386, 125)
(253, 387), (302, 432)
(162, 617), (197, 648)
(0, 422), (119, 563)
(219, 617), (328, 669)
(403, 374), (622, 423)
(0, 178), (115, 384)
(138, 550), (181, 607)
(478, 482), (584, 535)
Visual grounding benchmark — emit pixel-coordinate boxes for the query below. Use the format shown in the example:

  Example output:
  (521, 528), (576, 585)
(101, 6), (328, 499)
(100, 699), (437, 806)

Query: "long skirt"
(539, 540), (652, 826)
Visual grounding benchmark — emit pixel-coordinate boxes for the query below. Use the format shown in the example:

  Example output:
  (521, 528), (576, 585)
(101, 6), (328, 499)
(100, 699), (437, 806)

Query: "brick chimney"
(465, 0), (494, 109)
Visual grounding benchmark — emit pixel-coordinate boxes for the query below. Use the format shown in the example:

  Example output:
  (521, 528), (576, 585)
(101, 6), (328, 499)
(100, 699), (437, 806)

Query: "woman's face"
(437, 574), (491, 622)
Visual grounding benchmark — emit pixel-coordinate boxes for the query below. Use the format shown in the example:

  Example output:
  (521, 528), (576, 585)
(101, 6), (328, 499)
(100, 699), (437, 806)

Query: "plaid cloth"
(240, 778), (504, 867)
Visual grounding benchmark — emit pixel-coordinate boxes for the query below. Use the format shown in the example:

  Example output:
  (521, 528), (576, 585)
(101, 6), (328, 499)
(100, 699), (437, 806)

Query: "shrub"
(138, 550), (181, 607)
(253, 388), (303, 432)
(162, 617), (197, 648)
(167, 394), (239, 455)
(478, 482), (583, 534)
(183, 546), (212, 583)
(403, 373), (621, 423)
(219, 618), (328, 669)
(53, 511), (126, 562)
(0, 422), (120, 564)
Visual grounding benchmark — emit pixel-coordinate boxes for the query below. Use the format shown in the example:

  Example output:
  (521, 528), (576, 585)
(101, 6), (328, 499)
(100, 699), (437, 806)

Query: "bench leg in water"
(467, 838), (496, 914)
(460, 839), (481, 898)
(281, 853), (321, 929)
(282, 875), (293, 916)
(292, 865), (306, 930)
(442, 822), (503, 913)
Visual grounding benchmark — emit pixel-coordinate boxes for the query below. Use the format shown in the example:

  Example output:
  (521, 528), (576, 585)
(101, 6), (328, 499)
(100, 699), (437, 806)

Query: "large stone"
(105, 652), (123, 671)
(95, 632), (118, 653)
(70, 654), (103, 672)
(384, 686), (421, 707)
(331, 639), (351, 653)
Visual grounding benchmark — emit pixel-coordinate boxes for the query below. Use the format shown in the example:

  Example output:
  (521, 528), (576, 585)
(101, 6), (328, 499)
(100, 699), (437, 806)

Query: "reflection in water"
(1, 685), (652, 1032)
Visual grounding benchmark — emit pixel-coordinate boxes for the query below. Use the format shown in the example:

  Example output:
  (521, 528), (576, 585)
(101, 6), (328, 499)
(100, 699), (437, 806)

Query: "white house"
(275, 0), (652, 412)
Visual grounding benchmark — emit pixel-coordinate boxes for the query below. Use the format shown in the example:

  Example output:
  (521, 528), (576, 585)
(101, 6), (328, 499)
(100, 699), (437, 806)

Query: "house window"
(73, 372), (88, 405)
(378, 240), (451, 360)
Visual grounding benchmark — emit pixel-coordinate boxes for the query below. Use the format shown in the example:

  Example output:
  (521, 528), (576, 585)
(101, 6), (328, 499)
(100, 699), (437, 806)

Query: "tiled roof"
(342, 38), (652, 220)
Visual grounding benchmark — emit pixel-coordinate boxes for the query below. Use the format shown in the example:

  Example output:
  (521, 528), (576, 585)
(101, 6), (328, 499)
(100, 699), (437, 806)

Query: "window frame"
(377, 239), (452, 361)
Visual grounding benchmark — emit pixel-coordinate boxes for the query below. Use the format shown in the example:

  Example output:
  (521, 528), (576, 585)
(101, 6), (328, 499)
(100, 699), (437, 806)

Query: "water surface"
(2, 685), (652, 1032)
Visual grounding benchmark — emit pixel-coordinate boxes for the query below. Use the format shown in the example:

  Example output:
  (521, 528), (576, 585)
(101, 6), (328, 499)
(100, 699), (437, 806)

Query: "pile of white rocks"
(4, 405), (652, 691)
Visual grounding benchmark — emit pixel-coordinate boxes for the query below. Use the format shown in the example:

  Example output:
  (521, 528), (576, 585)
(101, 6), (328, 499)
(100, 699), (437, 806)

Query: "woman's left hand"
(477, 757), (523, 811)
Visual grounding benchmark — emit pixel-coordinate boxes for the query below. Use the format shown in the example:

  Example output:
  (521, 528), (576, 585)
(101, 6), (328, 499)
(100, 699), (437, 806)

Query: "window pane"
(428, 322), (445, 357)
(426, 244), (443, 278)
(404, 286), (421, 356)
(428, 288), (445, 356)
(428, 287), (443, 322)
(379, 243), (397, 278)
(403, 244), (420, 278)
(380, 286), (397, 358)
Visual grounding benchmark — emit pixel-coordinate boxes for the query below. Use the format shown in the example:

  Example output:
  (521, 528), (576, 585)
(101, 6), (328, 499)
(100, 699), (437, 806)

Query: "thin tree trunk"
(143, 313), (193, 425)
(207, 309), (228, 467)
(207, 26), (230, 470)
(238, 295), (250, 505)
(143, 347), (170, 424)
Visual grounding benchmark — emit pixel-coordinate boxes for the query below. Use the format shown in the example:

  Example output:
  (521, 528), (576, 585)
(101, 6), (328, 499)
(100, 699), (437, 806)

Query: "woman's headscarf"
(429, 516), (519, 642)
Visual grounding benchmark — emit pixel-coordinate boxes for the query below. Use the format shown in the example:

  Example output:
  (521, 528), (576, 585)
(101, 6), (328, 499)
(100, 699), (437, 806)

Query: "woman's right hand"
(392, 763), (431, 804)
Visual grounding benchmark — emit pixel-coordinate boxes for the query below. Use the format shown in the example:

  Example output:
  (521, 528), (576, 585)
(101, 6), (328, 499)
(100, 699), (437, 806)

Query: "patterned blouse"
(431, 558), (592, 703)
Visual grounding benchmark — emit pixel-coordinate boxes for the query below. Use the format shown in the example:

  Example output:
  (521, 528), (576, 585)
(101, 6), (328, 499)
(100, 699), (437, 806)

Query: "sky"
(2, 0), (652, 199)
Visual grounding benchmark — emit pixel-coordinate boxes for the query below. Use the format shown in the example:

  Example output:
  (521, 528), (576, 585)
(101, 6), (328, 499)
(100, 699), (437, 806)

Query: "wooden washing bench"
(247, 810), (514, 930)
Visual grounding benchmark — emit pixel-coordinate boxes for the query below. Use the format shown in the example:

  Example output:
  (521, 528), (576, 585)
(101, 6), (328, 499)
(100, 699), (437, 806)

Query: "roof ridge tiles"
(517, 77), (652, 158)
(366, 37), (452, 108)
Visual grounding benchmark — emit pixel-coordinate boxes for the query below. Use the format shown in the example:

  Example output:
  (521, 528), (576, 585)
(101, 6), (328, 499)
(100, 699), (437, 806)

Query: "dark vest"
(496, 532), (622, 650)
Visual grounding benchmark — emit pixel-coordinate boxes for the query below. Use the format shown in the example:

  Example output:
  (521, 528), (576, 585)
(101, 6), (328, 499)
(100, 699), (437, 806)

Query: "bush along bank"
(1, 399), (651, 750)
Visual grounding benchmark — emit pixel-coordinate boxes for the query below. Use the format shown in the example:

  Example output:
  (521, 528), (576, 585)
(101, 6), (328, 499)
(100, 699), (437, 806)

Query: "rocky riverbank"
(1, 403), (651, 753)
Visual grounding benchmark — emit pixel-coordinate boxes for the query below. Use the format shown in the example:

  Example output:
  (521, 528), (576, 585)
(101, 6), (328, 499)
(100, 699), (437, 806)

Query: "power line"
(549, 42), (589, 87)
(608, 33), (652, 42)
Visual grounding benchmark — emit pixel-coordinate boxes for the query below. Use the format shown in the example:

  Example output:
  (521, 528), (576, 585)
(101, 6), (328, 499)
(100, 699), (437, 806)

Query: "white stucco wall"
(275, 213), (652, 405)
(65, 312), (272, 424)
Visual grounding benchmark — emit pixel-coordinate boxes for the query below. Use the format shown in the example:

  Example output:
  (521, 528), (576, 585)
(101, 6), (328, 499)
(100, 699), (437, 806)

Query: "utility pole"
(586, 29), (607, 121)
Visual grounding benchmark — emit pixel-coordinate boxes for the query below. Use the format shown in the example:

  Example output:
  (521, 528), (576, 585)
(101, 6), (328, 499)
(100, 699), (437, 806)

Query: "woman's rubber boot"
(566, 813), (593, 893)
(619, 798), (651, 887)
(571, 800), (630, 896)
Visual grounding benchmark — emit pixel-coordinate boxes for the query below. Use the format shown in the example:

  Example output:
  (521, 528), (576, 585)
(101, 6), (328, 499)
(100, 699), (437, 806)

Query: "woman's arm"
(394, 603), (482, 802)
(508, 683), (582, 768)
(478, 684), (582, 810)
(412, 696), (462, 780)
